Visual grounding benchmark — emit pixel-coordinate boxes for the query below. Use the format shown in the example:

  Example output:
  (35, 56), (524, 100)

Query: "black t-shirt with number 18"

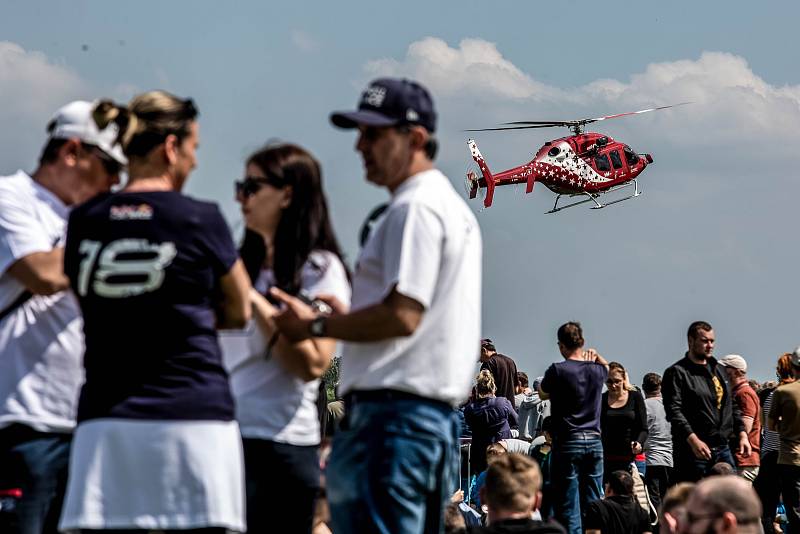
(64, 191), (238, 423)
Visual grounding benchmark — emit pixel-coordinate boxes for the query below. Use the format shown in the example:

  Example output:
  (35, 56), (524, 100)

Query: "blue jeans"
(551, 433), (604, 534)
(0, 424), (71, 534)
(327, 396), (460, 534)
(675, 443), (735, 482)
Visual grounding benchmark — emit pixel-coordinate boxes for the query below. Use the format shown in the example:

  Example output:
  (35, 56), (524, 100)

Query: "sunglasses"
(83, 143), (122, 176)
(235, 175), (286, 198)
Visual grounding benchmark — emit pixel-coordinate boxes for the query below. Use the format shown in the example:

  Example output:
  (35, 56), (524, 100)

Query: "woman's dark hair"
(239, 143), (348, 294)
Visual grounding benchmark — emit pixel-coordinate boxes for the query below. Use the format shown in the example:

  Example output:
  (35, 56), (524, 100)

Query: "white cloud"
(366, 37), (556, 100)
(0, 41), (90, 170)
(290, 30), (319, 52)
(364, 39), (800, 151)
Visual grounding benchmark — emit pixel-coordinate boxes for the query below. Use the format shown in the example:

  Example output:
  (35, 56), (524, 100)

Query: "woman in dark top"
(601, 362), (648, 481)
(464, 369), (518, 474)
(60, 92), (251, 532)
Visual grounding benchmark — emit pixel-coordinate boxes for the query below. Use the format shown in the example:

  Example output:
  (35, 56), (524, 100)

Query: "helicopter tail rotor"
(467, 139), (496, 208)
(464, 165), (483, 200)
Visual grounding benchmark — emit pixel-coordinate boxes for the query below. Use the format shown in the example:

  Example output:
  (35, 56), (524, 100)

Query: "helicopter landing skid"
(546, 179), (641, 214)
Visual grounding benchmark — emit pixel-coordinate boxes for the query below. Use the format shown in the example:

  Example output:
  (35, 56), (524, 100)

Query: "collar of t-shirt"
(390, 168), (442, 198)
(19, 170), (70, 218)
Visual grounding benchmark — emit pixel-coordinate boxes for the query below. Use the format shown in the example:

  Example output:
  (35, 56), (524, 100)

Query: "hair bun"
(92, 100), (140, 149)
(92, 100), (121, 130)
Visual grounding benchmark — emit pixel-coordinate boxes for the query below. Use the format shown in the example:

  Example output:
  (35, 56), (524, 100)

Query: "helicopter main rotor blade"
(501, 120), (573, 126)
(464, 124), (562, 132)
(583, 102), (693, 124)
(496, 102), (693, 128)
(501, 121), (576, 126)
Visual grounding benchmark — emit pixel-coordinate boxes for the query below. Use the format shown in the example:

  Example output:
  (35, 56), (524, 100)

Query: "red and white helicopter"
(465, 103), (689, 213)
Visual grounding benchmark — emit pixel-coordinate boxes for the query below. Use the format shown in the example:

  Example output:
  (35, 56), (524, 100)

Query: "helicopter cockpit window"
(594, 154), (611, 172)
(623, 146), (639, 166)
(548, 146), (561, 157)
(609, 150), (623, 170)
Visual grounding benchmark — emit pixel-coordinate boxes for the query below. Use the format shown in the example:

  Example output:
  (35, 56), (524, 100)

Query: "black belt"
(344, 389), (452, 411)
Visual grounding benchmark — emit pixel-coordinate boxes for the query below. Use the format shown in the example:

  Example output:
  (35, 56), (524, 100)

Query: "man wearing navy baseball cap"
(330, 77), (439, 189)
(272, 78), (483, 533)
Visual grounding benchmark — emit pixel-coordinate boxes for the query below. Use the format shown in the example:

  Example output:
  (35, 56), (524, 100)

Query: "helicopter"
(464, 103), (689, 213)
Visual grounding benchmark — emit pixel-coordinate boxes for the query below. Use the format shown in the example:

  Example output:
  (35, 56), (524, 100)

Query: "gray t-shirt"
(645, 396), (673, 467)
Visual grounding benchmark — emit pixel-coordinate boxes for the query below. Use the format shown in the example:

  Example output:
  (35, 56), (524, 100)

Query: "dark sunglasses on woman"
(234, 175), (286, 198)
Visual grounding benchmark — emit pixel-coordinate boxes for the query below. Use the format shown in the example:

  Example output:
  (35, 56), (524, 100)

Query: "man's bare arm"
(272, 286), (424, 343)
(7, 249), (69, 295)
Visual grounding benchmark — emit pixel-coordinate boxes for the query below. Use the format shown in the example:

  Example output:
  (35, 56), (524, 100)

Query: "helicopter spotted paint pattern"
(464, 104), (683, 211)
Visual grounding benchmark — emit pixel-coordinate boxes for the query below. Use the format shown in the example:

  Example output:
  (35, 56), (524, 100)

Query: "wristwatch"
(309, 316), (327, 337)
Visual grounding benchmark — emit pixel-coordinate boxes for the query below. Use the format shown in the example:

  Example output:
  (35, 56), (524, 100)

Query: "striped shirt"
(762, 389), (780, 455)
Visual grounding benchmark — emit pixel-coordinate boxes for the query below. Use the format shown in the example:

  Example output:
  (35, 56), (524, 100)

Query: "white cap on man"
(48, 100), (127, 165)
(718, 354), (747, 373)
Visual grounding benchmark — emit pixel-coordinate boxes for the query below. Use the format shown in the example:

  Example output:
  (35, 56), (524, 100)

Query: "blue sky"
(2, 1), (799, 383)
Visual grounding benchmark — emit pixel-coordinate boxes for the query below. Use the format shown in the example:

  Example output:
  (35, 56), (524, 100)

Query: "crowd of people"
(0, 74), (798, 534)
(450, 322), (800, 534)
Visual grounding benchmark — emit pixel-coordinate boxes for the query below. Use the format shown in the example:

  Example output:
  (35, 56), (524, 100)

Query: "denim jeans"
(674, 443), (735, 482)
(327, 396), (460, 534)
(551, 433), (604, 534)
(0, 424), (71, 534)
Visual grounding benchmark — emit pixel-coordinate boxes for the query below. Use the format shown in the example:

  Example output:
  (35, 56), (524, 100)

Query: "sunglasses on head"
(83, 143), (122, 176)
(234, 175), (286, 198)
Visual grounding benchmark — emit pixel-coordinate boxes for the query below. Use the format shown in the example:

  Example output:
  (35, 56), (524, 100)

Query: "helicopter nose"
(644, 154), (654, 163)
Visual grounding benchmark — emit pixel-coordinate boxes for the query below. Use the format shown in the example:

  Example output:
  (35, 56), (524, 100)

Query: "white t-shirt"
(219, 250), (351, 446)
(339, 169), (482, 406)
(0, 171), (84, 433)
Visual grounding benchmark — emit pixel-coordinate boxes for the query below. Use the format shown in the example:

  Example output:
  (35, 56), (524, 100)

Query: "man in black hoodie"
(471, 453), (565, 534)
(662, 321), (751, 483)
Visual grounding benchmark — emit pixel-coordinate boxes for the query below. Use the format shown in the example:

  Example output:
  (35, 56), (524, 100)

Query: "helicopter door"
(592, 153), (612, 177)
(608, 149), (627, 178)
(609, 150), (624, 171)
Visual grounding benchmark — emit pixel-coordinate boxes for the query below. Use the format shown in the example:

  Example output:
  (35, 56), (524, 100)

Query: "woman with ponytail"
(464, 369), (518, 476)
(59, 91), (251, 533)
(219, 143), (350, 533)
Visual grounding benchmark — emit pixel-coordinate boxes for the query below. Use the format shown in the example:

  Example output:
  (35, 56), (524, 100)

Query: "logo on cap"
(363, 86), (387, 108)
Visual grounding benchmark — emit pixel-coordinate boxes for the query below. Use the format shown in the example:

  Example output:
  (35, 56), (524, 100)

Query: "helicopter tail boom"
(467, 139), (497, 208)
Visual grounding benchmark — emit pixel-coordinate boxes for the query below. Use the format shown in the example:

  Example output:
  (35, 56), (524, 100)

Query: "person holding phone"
(220, 143), (350, 533)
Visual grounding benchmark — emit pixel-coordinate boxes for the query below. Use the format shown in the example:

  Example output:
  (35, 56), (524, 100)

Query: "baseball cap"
(330, 78), (437, 133)
(792, 347), (800, 368)
(718, 354), (747, 372)
(48, 100), (127, 165)
(481, 338), (493, 347)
